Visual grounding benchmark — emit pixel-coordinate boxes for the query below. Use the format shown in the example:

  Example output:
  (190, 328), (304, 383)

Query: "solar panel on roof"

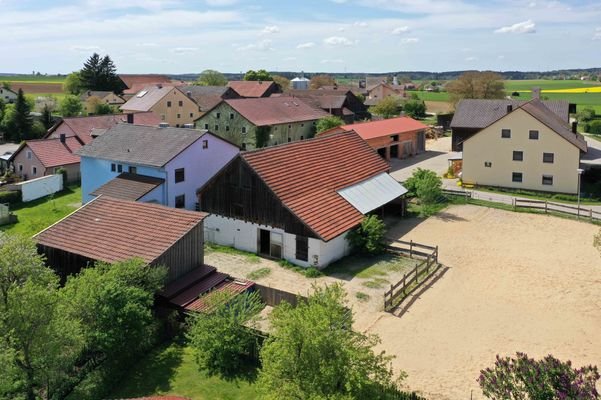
(136, 90), (148, 98)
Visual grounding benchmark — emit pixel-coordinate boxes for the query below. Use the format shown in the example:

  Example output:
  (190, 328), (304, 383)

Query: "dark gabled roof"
(90, 173), (164, 201)
(222, 96), (329, 126)
(35, 196), (207, 265)
(76, 124), (207, 167)
(451, 99), (570, 129)
(227, 80), (278, 98)
(180, 85), (240, 111)
(241, 131), (390, 241)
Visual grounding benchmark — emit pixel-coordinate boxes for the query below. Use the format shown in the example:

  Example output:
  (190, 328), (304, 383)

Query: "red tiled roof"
(227, 80), (277, 98)
(47, 112), (161, 144)
(35, 197), (207, 264)
(242, 131), (389, 241)
(322, 116), (428, 140)
(119, 74), (172, 94)
(20, 136), (83, 168)
(225, 96), (329, 126)
(90, 173), (164, 201)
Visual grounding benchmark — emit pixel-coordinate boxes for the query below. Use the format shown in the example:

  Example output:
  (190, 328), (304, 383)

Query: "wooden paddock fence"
(384, 240), (440, 312)
(253, 283), (308, 308)
(442, 188), (472, 200)
(513, 198), (601, 222)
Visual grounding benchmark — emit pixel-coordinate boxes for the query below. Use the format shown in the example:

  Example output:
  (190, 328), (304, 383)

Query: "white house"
(0, 87), (18, 103)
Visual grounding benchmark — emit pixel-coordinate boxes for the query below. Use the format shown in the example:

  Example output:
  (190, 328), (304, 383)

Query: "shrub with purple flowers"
(478, 352), (600, 399)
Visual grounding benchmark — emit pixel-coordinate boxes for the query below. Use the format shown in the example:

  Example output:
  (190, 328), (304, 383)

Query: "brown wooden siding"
(199, 157), (317, 238)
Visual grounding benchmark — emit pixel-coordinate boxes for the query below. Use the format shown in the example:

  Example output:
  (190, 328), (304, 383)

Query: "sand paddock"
(374, 205), (601, 399)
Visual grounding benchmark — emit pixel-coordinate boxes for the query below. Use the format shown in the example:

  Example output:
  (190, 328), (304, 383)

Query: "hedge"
(0, 190), (21, 204)
(588, 120), (601, 135)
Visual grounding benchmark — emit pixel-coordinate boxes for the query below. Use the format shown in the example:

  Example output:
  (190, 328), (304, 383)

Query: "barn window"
(32, 166), (37, 175)
(178, 100), (183, 107)
(512, 151), (523, 161)
(167, 101), (172, 107)
(175, 168), (185, 183)
(529, 130), (539, 140)
(216, 112), (221, 119)
(230, 113), (234, 120)
(295, 236), (309, 262)
(512, 172), (522, 183)
(27, 151), (32, 159)
(501, 129), (511, 138)
(242, 126), (247, 134)
(175, 194), (185, 208)
(543, 152), (554, 163)
(542, 175), (553, 186)
(204, 123), (209, 130)
(18, 164), (23, 172)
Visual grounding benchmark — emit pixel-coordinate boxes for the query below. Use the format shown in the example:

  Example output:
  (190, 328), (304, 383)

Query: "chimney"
(506, 104), (513, 113)
(572, 121), (578, 134)
(157, 83), (163, 89)
(126, 113), (134, 124)
(59, 133), (66, 143)
(532, 87), (541, 100)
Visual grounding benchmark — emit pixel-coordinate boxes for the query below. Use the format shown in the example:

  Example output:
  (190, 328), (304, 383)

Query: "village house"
(179, 85), (241, 114)
(118, 74), (174, 99)
(227, 80), (281, 98)
(285, 89), (370, 122)
(44, 112), (161, 144)
(0, 87), (18, 103)
(450, 89), (576, 151)
(194, 96), (329, 150)
(80, 90), (125, 111)
(462, 98), (587, 194)
(365, 82), (406, 106)
(198, 131), (407, 268)
(120, 85), (201, 127)
(10, 134), (83, 183)
(319, 116), (427, 160)
(76, 124), (239, 209)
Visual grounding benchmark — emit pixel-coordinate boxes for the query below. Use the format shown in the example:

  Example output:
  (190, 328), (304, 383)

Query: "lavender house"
(76, 124), (239, 210)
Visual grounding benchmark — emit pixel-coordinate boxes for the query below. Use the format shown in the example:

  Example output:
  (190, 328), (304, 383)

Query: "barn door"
(295, 235), (308, 262)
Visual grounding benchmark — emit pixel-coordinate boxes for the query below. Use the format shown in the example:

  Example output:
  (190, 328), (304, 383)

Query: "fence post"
(545, 201), (548, 214)
(590, 208), (593, 221)
(512, 198), (516, 211)
(435, 245), (439, 263)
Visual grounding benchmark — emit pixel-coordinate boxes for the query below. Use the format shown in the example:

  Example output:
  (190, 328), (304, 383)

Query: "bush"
(588, 120), (601, 135)
(0, 190), (21, 204)
(347, 215), (386, 254)
(55, 167), (67, 186)
(405, 168), (442, 204)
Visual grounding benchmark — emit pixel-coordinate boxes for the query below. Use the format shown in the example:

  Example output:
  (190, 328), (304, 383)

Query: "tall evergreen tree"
(80, 53), (102, 90)
(12, 89), (33, 142)
(80, 53), (124, 92)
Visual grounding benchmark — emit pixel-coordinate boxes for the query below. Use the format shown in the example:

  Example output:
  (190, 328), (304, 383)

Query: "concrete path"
(389, 136), (460, 182)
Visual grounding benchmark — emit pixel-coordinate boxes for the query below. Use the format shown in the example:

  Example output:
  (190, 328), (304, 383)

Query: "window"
(167, 101), (172, 107)
(242, 126), (247, 134)
(32, 166), (37, 175)
(300, 135), (304, 140)
(229, 113), (234, 120)
(301, 123), (304, 127)
(175, 194), (185, 208)
(204, 123), (209, 130)
(216, 112), (221, 119)
(175, 168), (185, 183)
(26, 151), (32, 159)
(177, 113), (181, 119)
(288, 124), (292, 129)
(190, 113), (193, 118)
(214, 125), (219, 131)
(129, 166), (137, 174)
(18, 164), (23, 172)
(178, 100), (183, 107)
(391, 135), (399, 141)
(484, 161), (492, 168)
(226, 126), (230, 131)
(529, 130), (539, 140)
(542, 175), (553, 186)
(543, 152), (554, 163)
(501, 129), (511, 138)
(513, 151), (523, 161)
(512, 172), (523, 183)
(117, 164), (123, 173)
(203, 140), (208, 149)
(241, 143), (247, 151)
(295, 235), (309, 262)
(111, 163), (116, 172)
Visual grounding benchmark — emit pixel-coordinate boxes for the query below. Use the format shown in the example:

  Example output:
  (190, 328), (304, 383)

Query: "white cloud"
(70, 45), (101, 52)
(495, 19), (536, 34)
(205, 0), (237, 6)
(465, 56), (477, 61)
(261, 25), (280, 34)
(170, 47), (198, 55)
(296, 42), (315, 49)
(392, 26), (410, 35)
(594, 27), (601, 40)
(284, 56), (297, 61)
(323, 36), (356, 46)
(353, 21), (368, 27)
(498, 55), (505, 59)
(237, 39), (273, 51)
(401, 37), (419, 43)
(528, 2), (536, 7)
(330, 0), (348, 3)
(338, 27), (346, 32)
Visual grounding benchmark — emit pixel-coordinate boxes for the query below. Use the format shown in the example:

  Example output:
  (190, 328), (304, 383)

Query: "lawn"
(504, 79), (601, 92)
(0, 185), (82, 237)
(110, 341), (259, 400)
(1, 74), (66, 83)
(407, 91), (450, 102)
(323, 253), (415, 281)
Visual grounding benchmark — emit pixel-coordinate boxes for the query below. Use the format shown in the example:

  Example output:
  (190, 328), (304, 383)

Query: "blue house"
(76, 124), (239, 209)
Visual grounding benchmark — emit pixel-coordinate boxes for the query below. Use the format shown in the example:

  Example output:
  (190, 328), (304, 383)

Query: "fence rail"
(513, 198), (601, 222)
(383, 240), (440, 312)
(442, 188), (472, 200)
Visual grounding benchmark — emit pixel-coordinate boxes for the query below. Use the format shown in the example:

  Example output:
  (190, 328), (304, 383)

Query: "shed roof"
(76, 124), (207, 167)
(90, 173), (164, 201)
(337, 172), (408, 214)
(223, 96), (329, 126)
(13, 136), (83, 168)
(241, 131), (398, 241)
(35, 196), (207, 265)
(321, 116), (428, 140)
(227, 80), (278, 97)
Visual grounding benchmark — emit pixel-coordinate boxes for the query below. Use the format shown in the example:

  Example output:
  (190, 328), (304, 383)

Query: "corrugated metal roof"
(337, 172), (407, 214)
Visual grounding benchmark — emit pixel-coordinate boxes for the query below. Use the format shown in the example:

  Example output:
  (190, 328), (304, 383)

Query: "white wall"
(204, 214), (351, 268)
(14, 174), (63, 202)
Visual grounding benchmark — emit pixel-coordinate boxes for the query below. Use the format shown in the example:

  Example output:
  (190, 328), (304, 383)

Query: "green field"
(504, 79), (601, 91)
(1, 75), (66, 83)
(409, 91), (450, 101)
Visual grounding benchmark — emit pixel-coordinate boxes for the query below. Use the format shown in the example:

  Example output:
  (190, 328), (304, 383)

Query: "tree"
(403, 99), (427, 119)
(405, 168), (443, 216)
(369, 96), (401, 119)
(309, 74), (335, 89)
(79, 53), (124, 92)
(271, 75), (290, 91)
(10, 89), (33, 142)
(95, 102), (113, 115)
(478, 352), (600, 400)
(187, 291), (263, 377)
(347, 215), (386, 254)
(63, 71), (83, 95)
(316, 115), (344, 133)
(59, 95), (83, 117)
(244, 69), (273, 81)
(258, 284), (402, 399)
(41, 103), (54, 130)
(195, 69), (228, 86)
(446, 71), (505, 105)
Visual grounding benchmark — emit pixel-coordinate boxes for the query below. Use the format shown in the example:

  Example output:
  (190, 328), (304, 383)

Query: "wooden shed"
(34, 196), (207, 282)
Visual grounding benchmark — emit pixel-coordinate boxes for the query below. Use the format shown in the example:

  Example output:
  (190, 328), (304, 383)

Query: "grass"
(110, 340), (259, 400)
(474, 186), (601, 205)
(324, 253), (414, 280)
(26, 93), (67, 101)
(504, 79), (601, 92)
(0, 185), (81, 237)
(407, 91), (450, 102)
(362, 278), (389, 289)
(355, 292), (370, 302)
(204, 243), (261, 264)
(246, 267), (272, 280)
(278, 259), (323, 278)
(1, 75), (66, 83)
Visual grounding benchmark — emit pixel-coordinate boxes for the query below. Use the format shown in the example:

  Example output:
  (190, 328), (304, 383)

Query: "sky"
(2, 0), (601, 74)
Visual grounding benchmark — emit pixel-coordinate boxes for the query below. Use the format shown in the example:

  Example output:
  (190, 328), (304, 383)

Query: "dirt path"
(374, 205), (601, 399)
